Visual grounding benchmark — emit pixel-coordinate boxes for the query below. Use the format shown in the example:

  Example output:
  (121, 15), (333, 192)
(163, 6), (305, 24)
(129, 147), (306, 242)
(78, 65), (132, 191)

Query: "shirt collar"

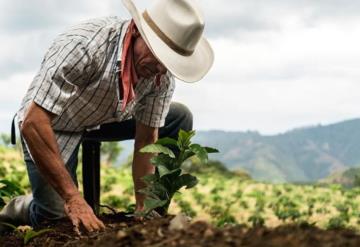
(117, 20), (131, 63)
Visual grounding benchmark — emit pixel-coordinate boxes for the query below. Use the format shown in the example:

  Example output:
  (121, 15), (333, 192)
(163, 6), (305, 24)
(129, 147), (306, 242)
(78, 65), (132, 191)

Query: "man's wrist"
(63, 191), (82, 202)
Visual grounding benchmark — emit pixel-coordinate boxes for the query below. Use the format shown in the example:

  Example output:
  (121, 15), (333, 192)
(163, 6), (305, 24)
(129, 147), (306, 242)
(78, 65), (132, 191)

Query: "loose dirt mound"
(1, 213), (359, 247)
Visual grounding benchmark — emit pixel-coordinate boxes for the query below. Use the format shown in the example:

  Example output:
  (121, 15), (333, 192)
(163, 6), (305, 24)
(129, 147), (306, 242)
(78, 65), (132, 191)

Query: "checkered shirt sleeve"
(32, 38), (95, 116)
(133, 72), (175, 128)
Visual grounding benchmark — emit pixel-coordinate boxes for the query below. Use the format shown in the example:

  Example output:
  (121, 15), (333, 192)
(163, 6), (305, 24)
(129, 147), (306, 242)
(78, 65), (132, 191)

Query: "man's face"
(132, 33), (167, 79)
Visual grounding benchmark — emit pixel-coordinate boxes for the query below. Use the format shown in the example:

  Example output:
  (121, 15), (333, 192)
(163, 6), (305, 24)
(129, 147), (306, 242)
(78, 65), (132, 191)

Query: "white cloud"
(1, 0), (360, 134)
(199, 0), (360, 37)
(0, 72), (34, 133)
(173, 17), (360, 134)
(174, 77), (360, 134)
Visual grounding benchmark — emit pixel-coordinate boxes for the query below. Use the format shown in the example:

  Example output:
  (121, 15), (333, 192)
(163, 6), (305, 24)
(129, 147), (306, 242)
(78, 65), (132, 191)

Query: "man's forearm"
(132, 122), (158, 210)
(21, 103), (79, 201)
(132, 146), (155, 209)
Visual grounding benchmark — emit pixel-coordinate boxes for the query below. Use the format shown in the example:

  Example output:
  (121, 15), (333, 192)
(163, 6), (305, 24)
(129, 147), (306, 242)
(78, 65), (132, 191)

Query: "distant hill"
(193, 119), (360, 183)
(319, 167), (360, 187)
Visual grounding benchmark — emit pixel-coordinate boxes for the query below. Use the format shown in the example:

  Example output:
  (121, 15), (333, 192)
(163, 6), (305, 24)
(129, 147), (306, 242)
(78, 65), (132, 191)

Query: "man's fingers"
(65, 198), (105, 234)
(74, 225), (81, 236)
(88, 216), (105, 232)
(71, 218), (81, 236)
(89, 217), (104, 232)
(92, 214), (105, 230)
(72, 215), (95, 234)
(81, 216), (96, 233)
(80, 214), (104, 233)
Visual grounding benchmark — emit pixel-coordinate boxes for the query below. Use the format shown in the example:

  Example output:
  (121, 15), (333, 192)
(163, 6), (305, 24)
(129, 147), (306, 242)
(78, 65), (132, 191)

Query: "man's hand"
(64, 193), (105, 235)
(133, 122), (158, 210)
(21, 102), (105, 234)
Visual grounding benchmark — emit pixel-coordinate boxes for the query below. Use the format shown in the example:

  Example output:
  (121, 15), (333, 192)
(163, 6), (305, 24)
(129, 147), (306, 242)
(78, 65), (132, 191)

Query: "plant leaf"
(0, 179), (24, 196)
(0, 190), (13, 197)
(138, 187), (160, 200)
(140, 144), (175, 158)
(138, 188), (160, 200)
(158, 167), (181, 178)
(190, 144), (208, 163)
(141, 174), (158, 184)
(24, 229), (53, 244)
(183, 150), (196, 161)
(143, 198), (168, 214)
(150, 154), (175, 169)
(156, 137), (178, 147)
(143, 182), (169, 200)
(166, 168), (182, 179)
(158, 166), (170, 178)
(0, 222), (17, 231)
(204, 146), (219, 153)
(154, 183), (169, 196)
(177, 130), (196, 149)
(0, 198), (5, 208)
(173, 174), (199, 191)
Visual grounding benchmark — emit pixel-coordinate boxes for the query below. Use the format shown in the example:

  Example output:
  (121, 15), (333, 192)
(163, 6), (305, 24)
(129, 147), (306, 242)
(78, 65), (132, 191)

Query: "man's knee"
(29, 192), (66, 226)
(170, 102), (193, 131)
(161, 102), (193, 139)
(29, 185), (65, 226)
(0, 195), (33, 226)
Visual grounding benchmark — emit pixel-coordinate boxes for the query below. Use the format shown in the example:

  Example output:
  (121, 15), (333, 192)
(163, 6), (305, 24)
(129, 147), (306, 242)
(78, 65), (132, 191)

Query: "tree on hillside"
(100, 142), (123, 165)
(0, 133), (23, 153)
(354, 174), (360, 187)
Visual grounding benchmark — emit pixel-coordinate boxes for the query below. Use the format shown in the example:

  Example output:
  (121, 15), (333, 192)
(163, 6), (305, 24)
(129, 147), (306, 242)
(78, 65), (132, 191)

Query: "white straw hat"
(121, 0), (214, 82)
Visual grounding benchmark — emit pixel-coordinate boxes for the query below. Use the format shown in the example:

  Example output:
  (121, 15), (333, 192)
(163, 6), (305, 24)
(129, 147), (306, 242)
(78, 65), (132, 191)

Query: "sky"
(0, 0), (359, 135)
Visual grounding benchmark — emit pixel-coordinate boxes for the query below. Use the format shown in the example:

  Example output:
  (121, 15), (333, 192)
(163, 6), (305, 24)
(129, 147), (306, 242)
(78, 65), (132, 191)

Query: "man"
(0, 0), (214, 234)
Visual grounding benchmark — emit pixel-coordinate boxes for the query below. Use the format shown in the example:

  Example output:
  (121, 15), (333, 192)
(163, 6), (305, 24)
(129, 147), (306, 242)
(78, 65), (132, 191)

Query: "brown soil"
(0, 213), (359, 247)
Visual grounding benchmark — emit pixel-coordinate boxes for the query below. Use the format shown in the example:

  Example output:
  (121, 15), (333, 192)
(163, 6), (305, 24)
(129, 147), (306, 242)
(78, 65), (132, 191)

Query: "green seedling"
(326, 216), (348, 230)
(0, 222), (52, 245)
(176, 199), (197, 218)
(272, 196), (302, 223)
(0, 179), (24, 209)
(214, 201), (238, 227)
(138, 129), (218, 216)
(248, 213), (265, 227)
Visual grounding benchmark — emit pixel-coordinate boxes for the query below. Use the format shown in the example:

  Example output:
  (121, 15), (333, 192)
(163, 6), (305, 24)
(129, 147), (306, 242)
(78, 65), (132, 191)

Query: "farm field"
(1, 144), (360, 246)
(99, 162), (360, 231)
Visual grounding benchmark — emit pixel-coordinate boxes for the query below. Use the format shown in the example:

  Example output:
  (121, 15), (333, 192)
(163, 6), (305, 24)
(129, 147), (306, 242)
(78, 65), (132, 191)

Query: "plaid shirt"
(17, 16), (175, 163)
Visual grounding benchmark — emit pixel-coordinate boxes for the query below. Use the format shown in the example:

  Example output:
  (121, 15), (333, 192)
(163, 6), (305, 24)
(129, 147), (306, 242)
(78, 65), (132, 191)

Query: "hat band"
(142, 11), (194, 56)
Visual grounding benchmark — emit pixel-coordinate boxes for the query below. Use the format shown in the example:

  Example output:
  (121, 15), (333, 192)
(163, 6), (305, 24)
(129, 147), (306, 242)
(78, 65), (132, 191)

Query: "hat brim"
(122, 0), (214, 83)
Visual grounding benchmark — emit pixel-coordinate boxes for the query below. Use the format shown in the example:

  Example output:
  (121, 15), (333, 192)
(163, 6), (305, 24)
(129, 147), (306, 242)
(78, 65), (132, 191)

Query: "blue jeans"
(23, 102), (193, 227)
(23, 143), (80, 227)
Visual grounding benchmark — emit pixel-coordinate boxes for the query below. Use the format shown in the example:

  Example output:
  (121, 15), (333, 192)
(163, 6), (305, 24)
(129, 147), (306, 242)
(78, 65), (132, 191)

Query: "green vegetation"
(0, 139), (52, 244)
(1, 133), (360, 232)
(0, 138), (29, 209)
(321, 167), (360, 188)
(101, 142), (123, 164)
(0, 222), (52, 244)
(0, 180), (24, 208)
(138, 129), (218, 215)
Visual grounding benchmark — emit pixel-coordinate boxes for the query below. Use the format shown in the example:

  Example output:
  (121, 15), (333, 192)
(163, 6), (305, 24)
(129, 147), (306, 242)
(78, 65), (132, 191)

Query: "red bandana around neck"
(120, 20), (139, 111)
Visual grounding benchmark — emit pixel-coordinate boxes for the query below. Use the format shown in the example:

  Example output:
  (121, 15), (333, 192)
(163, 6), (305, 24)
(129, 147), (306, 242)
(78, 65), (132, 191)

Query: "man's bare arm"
(132, 121), (158, 211)
(21, 101), (105, 233)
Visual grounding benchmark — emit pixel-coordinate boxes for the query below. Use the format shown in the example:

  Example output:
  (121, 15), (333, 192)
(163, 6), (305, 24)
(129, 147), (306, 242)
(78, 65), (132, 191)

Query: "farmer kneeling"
(0, 0), (213, 234)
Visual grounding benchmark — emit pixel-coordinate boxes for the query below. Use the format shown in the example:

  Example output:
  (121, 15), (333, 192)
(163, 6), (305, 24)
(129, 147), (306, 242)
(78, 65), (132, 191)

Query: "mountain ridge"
(193, 118), (360, 182)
